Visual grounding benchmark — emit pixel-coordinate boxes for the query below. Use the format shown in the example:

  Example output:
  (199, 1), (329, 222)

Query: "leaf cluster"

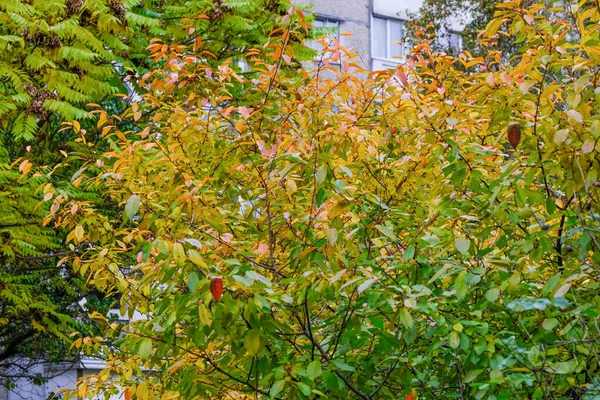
(50, 1), (600, 399)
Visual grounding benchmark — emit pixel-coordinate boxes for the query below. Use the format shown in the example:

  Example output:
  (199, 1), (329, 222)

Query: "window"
(447, 31), (462, 53)
(308, 17), (341, 55)
(372, 17), (404, 60)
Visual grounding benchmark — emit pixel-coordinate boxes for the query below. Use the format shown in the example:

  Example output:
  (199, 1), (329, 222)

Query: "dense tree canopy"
(408, 0), (502, 56)
(0, 0), (305, 387)
(0, 0), (138, 385)
(33, 0), (600, 399)
(409, 0), (575, 58)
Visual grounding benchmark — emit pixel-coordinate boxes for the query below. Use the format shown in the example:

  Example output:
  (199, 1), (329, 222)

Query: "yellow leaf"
(329, 200), (353, 219)
(97, 112), (108, 128)
(19, 159), (31, 175)
(75, 225), (85, 242)
(198, 303), (212, 326)
(484, 17), (506, 37)
(245, 330), (260, 356)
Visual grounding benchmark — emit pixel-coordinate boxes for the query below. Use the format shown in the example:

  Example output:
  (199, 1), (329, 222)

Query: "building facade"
(297, 0), (463, 70)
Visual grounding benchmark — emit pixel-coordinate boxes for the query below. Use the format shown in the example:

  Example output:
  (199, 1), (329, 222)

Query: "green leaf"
(125, 195), (141, 220)
(464, 369), (482, 383)
(553, 283), (571, 299)
(233, 274), (254, 287)
(270, 380), (286, 398)
(554, 360), (577, 374)
(376, 224), (397, 241)
(454, 271), (468, 300)
(399, 308), (413, 329)
(188, 272), (200, 293)
(326, 228), (338, 245)
(138, 338), (152, 361)
(448, 331), (460, 349)
(553, 129), (569, 145)
(306, 360), (322, 381)
(427, 264), (452, 284)
(542, 318), (559, 331)
(357, 278), (376, 294)
(173, 242), (186, 266)
(331, 359), (355, 371)
(315, 165), (327, 185)
(403, 245), (415, 261)
(507, 298), (551, 312)
(316, 188), (327, 207)
(245, 330), (260, 356)
(485, 288), (500, 303)
(246, 270), (272, 286)
(455, 238), (470, 255)
(297, 382), (312, 396)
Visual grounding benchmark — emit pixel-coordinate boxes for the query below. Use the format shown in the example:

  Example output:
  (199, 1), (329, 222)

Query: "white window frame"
(371, 16), (405, 62)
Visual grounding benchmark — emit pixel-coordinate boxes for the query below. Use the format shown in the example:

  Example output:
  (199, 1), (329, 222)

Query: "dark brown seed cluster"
(110, 0), (128, 25)
(45, 32), (62, 49)
(22, 29), (62, 49)
(24, 83), (57, 122)
(80, 9), (92, 27)
(208, 0), (224, 21)
(66, 0), (84, 17)
(266, 0), (281, 13)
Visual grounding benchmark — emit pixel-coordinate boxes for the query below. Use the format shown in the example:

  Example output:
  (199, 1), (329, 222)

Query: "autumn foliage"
(39, 0), (600, 398)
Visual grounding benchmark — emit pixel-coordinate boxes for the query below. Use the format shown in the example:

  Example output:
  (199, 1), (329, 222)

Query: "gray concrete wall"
(296, 0), (371, 69)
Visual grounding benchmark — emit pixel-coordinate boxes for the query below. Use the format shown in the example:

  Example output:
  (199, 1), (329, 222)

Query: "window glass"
(390, 20), (403, 58)
(373, 17), (404, 59)
(373, 17), (387, 58)
(448, 31), (462, 52)
(313, 19), (324, 28)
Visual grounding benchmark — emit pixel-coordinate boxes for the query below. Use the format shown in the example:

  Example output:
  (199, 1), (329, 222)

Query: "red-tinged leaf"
(239, 106), (253, 119)
(124, 387), (132, 400)
(406, 390), (416, 400)
(507, 123), (521, 149)
(396, 67), (408, 86)
(210, 277), (223, 301)
(256, 243), (269, 256)
(19, 159), (29, 173)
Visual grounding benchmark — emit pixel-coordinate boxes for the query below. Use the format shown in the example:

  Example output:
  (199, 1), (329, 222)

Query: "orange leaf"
(124, 387), (132, 400)
(406, 390), (416, 400)
(210, 277), (223, 301)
